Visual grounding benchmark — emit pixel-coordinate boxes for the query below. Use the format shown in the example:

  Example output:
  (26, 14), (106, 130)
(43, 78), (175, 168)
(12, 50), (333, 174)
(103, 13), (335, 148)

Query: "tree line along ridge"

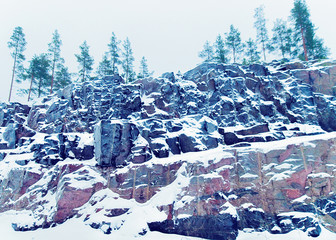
(7, 0), (329, 103)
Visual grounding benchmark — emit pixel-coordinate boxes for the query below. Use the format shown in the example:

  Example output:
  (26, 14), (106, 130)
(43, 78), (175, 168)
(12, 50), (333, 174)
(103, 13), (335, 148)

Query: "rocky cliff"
(1, 60), (336, 239)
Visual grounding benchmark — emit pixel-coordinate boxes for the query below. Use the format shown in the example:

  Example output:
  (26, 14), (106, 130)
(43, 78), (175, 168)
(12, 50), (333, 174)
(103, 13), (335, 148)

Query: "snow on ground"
(237, 227), (336, 240)
(1, 210), (335, 240)
(146, 144), (234, 168)
(0, 212), (204, 240)
(244, 131), (336, 153)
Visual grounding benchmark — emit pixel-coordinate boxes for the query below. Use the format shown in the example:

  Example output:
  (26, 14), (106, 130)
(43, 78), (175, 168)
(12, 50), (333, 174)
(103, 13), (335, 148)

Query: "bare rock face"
(94, 119), (140, 167)
(8, 60), (336, 168)
(2, 60), (336, 239)
(3, 161), (107, 230)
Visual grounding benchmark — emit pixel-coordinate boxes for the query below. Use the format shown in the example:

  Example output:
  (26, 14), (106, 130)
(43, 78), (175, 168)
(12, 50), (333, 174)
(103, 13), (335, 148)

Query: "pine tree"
(8, 26), (27, 102)
(48, 30), (64, 94)
(26, 54), (51, 101)
(121, 37), (135, 83)
(138, 56), (153, 79)
(214, 35), (229, 63)
(199, 41), (214, 62)
(254, 5), (269, 61)
(271, 19), (295, 58)
(225, 25), (244, 63)
(75, 41), (94, 82)
(245, 38), (261, 64)
(312, 37), (329, 59)
(290, 0), (311, 61)
(290, 0), (328, 60)
(97, 53), (113, 78)
(54, 65), (72, 92)
(108, 32), (121, 74)
(26, 57), (39, 102)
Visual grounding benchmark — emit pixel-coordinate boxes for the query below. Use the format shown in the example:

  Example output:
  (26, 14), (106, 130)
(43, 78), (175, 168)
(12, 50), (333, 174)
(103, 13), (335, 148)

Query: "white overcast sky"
(0, 0), (335, 102)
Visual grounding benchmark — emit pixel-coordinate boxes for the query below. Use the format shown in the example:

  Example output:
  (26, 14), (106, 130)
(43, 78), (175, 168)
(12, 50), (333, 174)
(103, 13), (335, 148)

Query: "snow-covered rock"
(1, 60), (336, 239)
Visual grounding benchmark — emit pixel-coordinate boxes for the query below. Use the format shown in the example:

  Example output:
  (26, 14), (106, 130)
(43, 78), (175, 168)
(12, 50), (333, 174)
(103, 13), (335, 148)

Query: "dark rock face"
(239, 208), (268, 230)
(148, 214), (238, 240)
(26, 76), (142, 134)
(178, 133), (201, 153)
(30, 133), (94, 165)
(3, 123), (16, 149)
(236, 123), (269, 136)
(0, 102), (30, 127)
(3, 61), (336, 167)
(314, 94), (336, 131)
(223, 132), (240, 145)
(249, 63), (270, 76)
(94, 120), (139, 167)
(2, 61), (336, 239)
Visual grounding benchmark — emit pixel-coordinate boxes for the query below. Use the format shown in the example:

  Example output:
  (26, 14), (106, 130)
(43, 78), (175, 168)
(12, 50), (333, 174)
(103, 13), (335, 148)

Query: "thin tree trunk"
(233, 47), (236, 63)
(262, 41), (266, 62)
(50, 57), (56, 94)
(280, 35), (285, 59)
(126, 62), (129, 84)
(301, 27), (308, 61)
(38, 78), (41, 98)
(28, 73), (34, 102)
(83, 59), (86, 82)
(112, 58), (115, 74)
(8, 52), (18, 102)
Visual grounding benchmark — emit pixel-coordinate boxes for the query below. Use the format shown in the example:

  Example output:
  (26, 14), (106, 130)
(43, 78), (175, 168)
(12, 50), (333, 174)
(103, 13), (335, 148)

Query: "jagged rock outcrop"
(94, 119), (141, 167)
(1, 60), (336, 239)
(5, 60), (334, 168)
